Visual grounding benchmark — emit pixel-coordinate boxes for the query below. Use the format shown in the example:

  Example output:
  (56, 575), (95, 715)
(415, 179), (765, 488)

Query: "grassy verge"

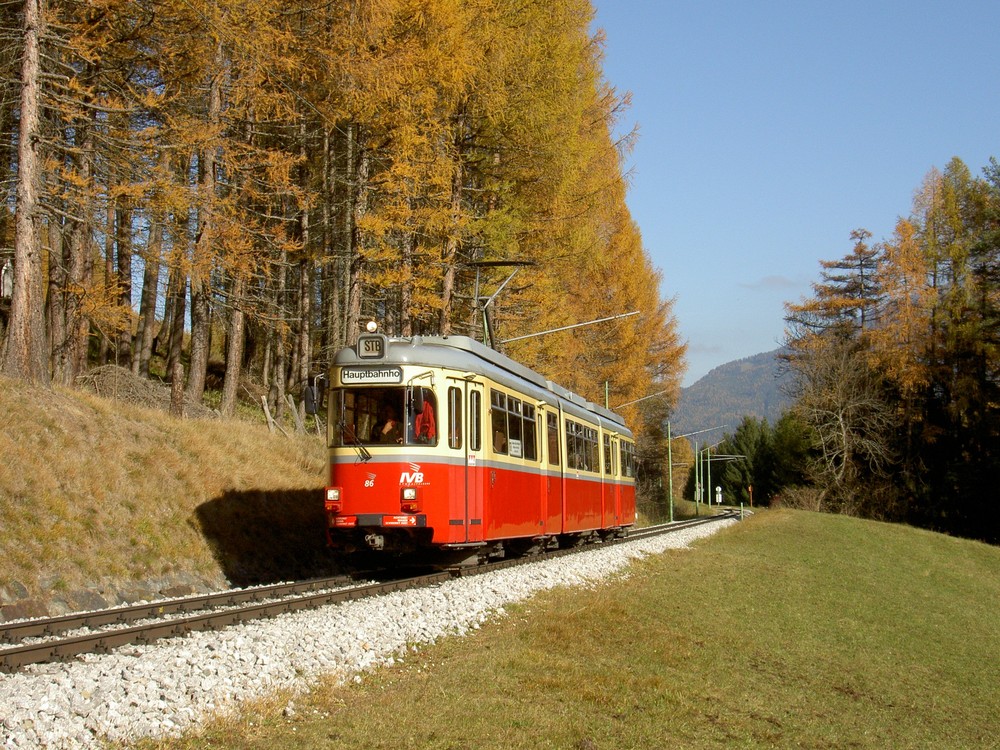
(137, 509), (1000, 749)
(0, 375), (328, 599)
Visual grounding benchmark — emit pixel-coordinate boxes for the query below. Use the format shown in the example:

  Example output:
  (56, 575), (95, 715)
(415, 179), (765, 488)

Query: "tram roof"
(334, 334), (630, 434)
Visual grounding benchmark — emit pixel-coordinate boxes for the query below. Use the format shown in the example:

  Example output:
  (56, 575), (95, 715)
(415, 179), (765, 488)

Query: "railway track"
(0, 511), (737, 673)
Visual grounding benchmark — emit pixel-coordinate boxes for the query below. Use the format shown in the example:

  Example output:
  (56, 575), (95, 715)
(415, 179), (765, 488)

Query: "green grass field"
(139, 509), (1000, 749)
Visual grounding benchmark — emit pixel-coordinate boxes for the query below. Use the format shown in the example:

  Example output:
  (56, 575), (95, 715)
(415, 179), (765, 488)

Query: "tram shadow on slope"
(193, 489), (349, 587)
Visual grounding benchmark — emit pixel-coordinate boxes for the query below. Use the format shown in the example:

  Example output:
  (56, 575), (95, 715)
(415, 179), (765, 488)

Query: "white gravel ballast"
(1, 520), (736, 749)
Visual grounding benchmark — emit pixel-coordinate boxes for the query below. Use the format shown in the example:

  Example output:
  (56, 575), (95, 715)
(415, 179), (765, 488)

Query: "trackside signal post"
(698, 444), (746, 514)
(672, 426), (726, 517)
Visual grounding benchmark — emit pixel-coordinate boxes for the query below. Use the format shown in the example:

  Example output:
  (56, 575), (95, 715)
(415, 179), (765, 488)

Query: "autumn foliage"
(0, 1), (685, 448)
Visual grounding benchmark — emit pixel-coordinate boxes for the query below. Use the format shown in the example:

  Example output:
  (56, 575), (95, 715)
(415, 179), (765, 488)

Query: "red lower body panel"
(327, 455), (634, 552)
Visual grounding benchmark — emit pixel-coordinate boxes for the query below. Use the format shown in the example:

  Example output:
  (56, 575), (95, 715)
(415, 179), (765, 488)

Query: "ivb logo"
(400, 463), (425, 485)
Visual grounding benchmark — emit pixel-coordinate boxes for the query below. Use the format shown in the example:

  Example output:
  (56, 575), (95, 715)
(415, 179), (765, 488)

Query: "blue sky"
(591, 1), (1000, 385)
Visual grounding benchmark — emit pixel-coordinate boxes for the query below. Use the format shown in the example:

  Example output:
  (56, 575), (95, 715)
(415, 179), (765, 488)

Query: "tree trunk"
(186, 243), (211, 401)
(296, 122), (312, 403)
(220, 275), (245, 416)
(115, 199), (132, 368)
(63, 121), (95, 383)
(272, 247), (288, 420)
(165, 251), (187, 383)
(158, 261), (177, 360)
(133, 215), (162, 377)
(74, 213), (94, 377)
(186, 39), (224, 404)
(293, 254), (310, 377)
(439, 113), (465, 336)
(99, 197), (114, 365)
(47, 217), (66, 380)
(321, 126), (342, 365)
(401, 225), (413, 336)
(345, 125), (367, 345)
(296, 257), (311, 415)
(157, 155), (191, 362)
(2, 0), (49, 384)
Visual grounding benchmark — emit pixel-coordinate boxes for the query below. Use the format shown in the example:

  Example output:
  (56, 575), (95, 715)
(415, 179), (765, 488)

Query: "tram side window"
(507, 397), (523, 456)
(409, 387), (437, 445)
(586, 427), (599, 471)
(491, 390), (508, 454)
(523, 404), (538, 461)
(566, 420), (589, 470)
(565, 421), (599, 472)
(470, 390), (482, 451)
(487, 390), (539, 460)
(621, 441), (635, 478)
(547, 413), (560, 466)
(448, 387), (462, 450)
(603, 434), (614, 476)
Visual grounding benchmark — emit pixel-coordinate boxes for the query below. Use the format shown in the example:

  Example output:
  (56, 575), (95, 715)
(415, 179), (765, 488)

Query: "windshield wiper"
(339, 420), (372, 462)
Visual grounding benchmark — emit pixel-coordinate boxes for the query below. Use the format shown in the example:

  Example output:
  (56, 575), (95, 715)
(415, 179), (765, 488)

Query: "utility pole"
(667, 421), (674, 522)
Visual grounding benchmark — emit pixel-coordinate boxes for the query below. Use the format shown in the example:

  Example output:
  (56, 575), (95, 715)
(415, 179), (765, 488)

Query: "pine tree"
(785, 228), (882, 344)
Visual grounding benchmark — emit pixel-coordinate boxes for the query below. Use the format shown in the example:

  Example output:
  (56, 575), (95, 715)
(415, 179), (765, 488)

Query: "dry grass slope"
(0, 372), (329, 614)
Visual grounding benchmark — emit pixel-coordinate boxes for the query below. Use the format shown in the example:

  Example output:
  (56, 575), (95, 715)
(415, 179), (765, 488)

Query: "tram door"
(542, 409), (563, 534)
(606, 434), (621, 528)
(464, 382), (485, 543)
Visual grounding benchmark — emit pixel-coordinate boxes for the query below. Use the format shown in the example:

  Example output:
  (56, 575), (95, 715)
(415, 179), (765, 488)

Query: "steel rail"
(1, 575), (357, 644)
(0, 511), (739, 672)
(0, 573), (451, 672)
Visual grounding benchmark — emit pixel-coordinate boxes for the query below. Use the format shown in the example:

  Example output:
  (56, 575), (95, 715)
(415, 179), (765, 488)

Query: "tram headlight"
(325, 487), (342, 513)
(400, 487), (420, 513)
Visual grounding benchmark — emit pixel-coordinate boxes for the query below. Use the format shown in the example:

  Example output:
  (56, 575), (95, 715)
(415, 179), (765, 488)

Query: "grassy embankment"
(0, 374), (328, 604)
(139, 509), (1000, 750)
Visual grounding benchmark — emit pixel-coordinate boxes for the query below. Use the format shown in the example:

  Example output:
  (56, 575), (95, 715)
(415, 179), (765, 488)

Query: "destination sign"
(341, 366), (403, 385)
(357, 334), (386, 359)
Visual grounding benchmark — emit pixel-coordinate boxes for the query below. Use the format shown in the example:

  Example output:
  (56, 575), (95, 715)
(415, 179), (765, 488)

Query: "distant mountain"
(670, 348), (793, 437)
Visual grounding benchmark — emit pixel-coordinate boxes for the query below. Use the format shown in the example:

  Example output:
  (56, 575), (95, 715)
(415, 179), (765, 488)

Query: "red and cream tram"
(324, 330), (636, 563)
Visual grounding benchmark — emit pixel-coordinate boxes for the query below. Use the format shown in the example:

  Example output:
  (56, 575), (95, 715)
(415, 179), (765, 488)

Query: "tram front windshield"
(331, 386), (437, 447)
